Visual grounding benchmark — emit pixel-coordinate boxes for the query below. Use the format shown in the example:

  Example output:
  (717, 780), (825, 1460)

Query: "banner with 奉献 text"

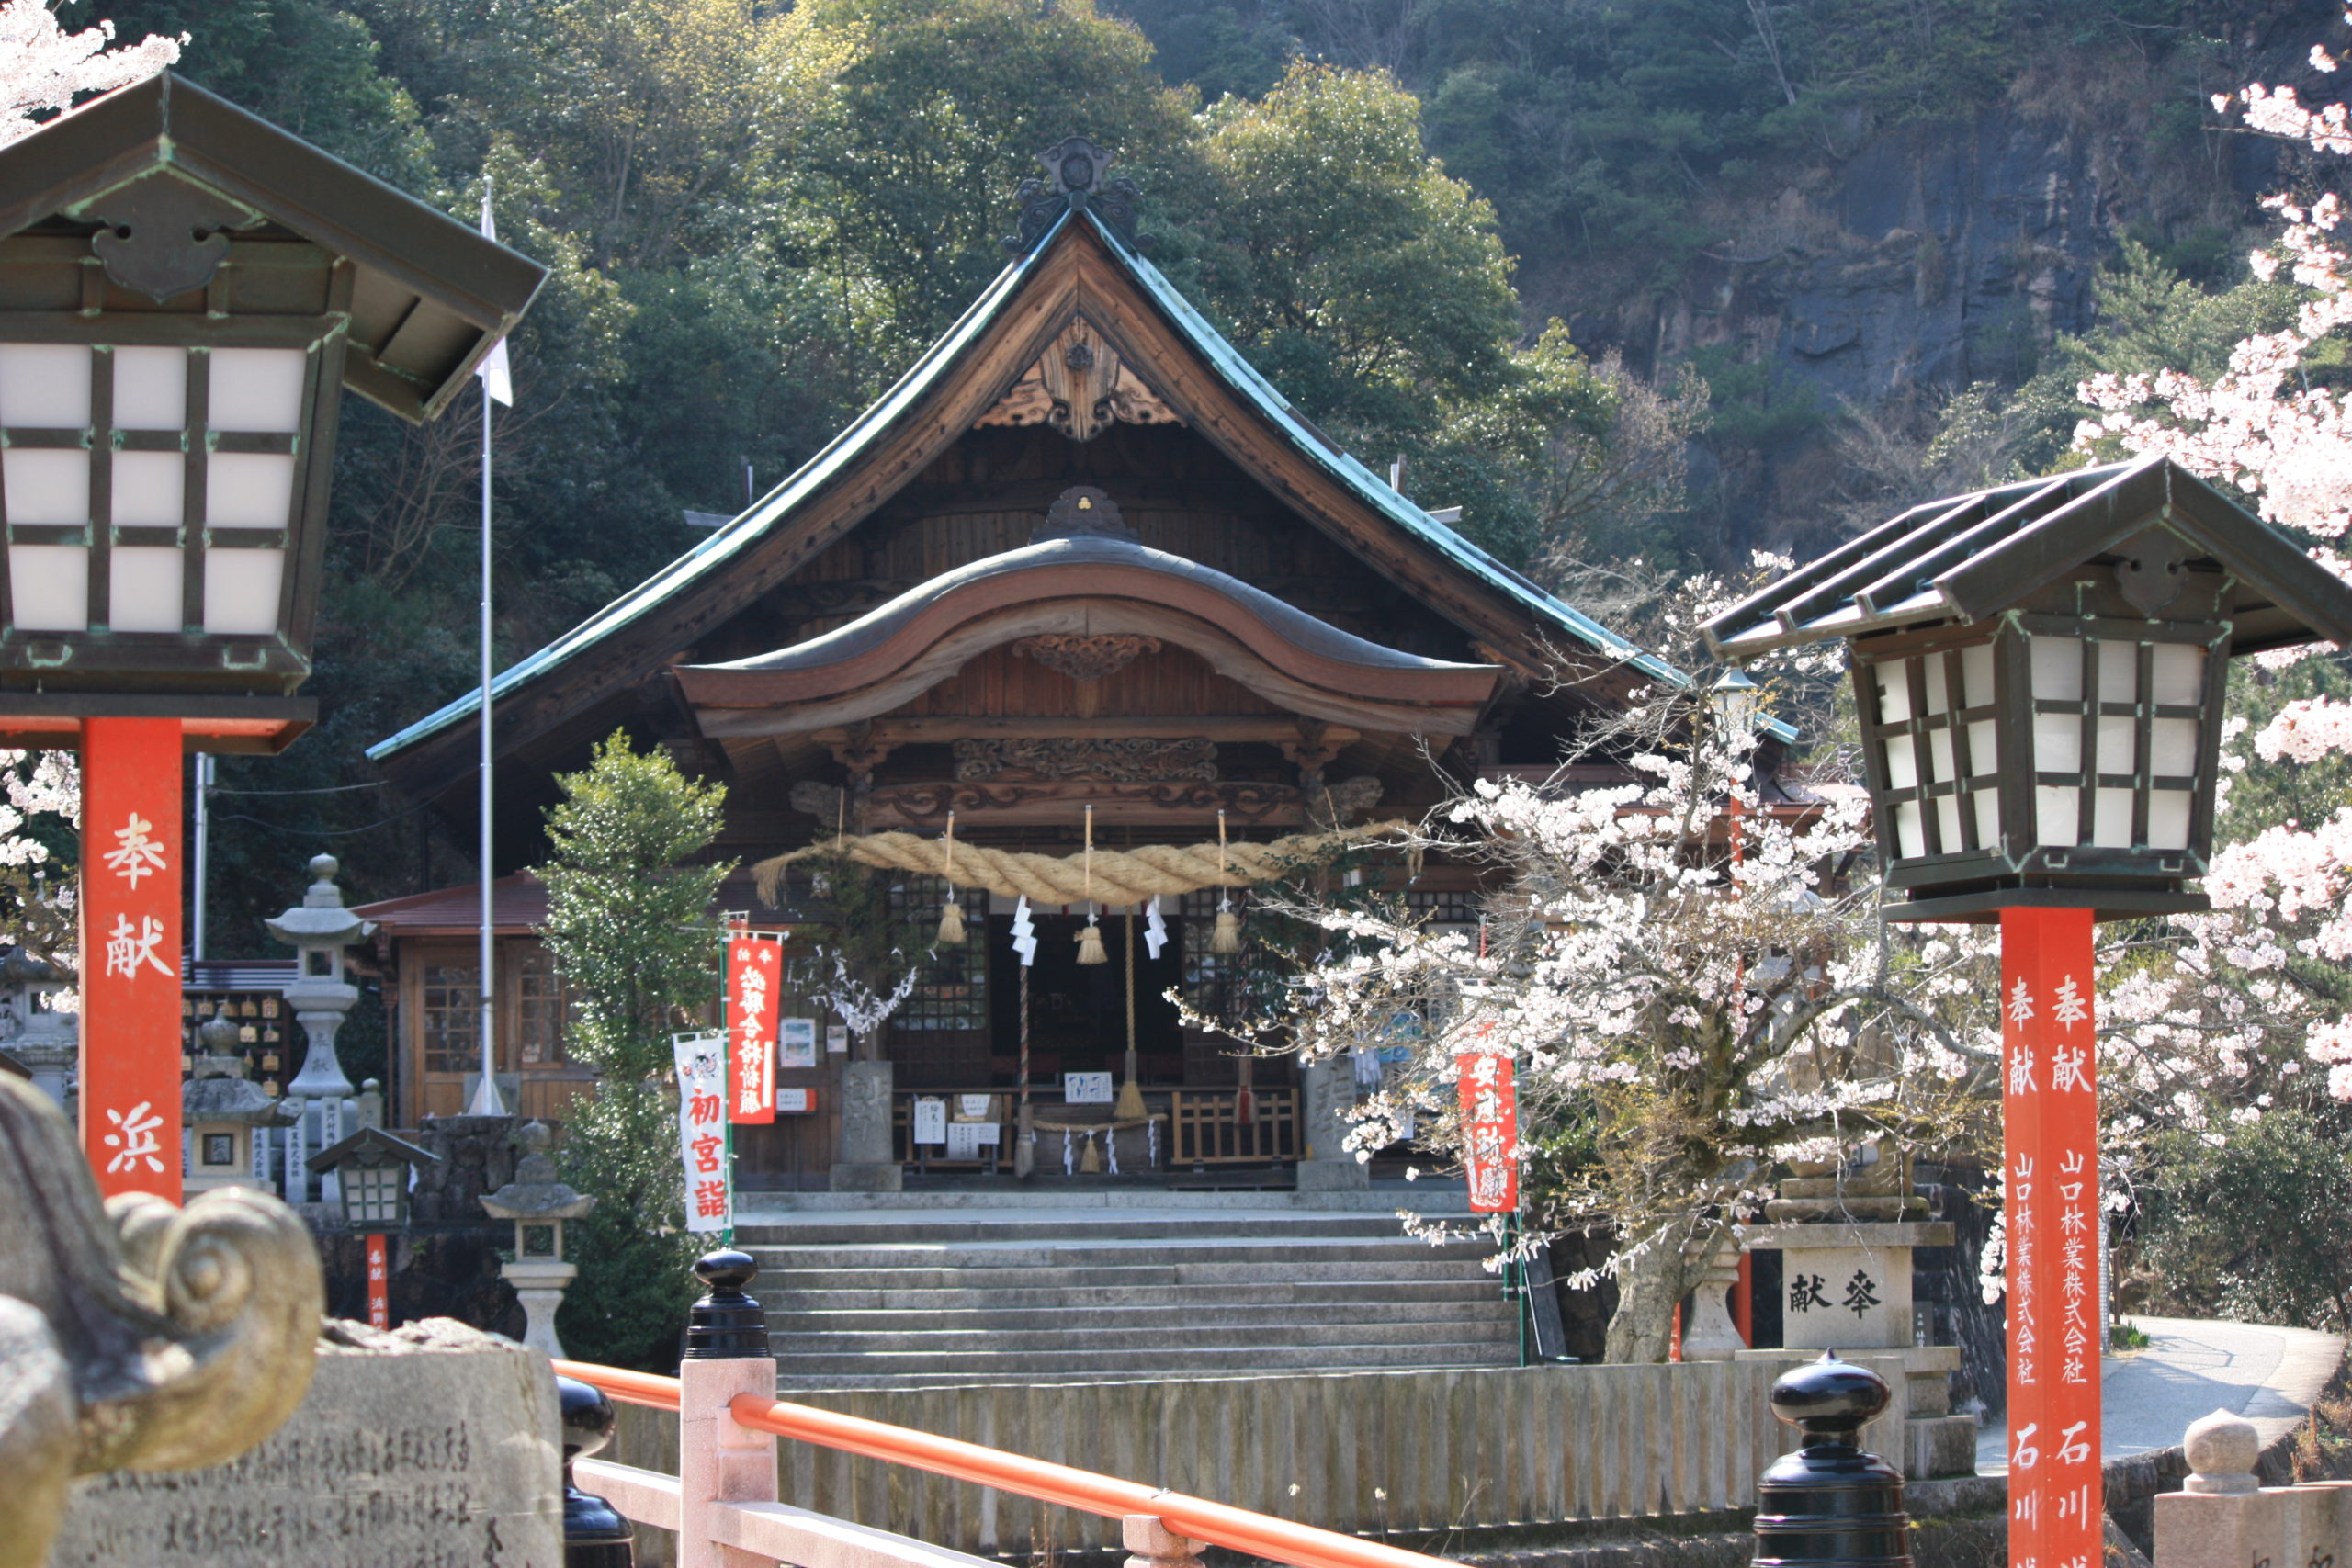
(673, 1030), (732, 1233)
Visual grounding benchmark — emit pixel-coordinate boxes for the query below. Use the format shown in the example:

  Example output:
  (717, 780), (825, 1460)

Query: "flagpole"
(469, 175), (509, 1119)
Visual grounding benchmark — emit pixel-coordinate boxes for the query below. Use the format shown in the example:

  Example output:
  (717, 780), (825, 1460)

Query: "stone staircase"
(736, 1206), (1522, 1387)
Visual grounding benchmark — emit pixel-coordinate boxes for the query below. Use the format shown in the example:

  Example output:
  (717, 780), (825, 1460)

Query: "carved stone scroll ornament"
(1011, 631), (1159, 682)
(0, 1073), (322, 1568)
(955, 736), (1217, 783)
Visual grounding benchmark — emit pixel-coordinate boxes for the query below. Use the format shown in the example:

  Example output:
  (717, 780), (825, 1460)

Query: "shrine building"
(359, 142), (1720, 1190)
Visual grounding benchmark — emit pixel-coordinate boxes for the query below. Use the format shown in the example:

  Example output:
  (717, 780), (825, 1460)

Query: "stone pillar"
(1295, 1056), (1367, 1192)
(1679, 1235), (1746, 1361)
(676, 1250), (778, 1568)
(1124, 1516), (1206, 1568)
(831, 1057), (901, 1191)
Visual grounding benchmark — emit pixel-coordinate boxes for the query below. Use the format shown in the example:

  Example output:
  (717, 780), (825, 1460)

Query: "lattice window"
(1403, 888), (1483, 927)
(422, 964), (480, 1075)
(515, 947), (570, 1067)
(888, 878), (988, 1032)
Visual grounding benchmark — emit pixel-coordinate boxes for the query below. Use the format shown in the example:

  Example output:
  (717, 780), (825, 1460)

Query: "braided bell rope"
(754, 821), (1408, 908)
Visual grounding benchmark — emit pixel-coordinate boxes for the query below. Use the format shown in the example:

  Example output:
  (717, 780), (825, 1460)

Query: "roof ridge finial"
(1005, 135), (1148, 254)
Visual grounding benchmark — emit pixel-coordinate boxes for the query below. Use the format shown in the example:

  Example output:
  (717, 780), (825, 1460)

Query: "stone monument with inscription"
(49, 1316), (564, 1568)
(1737, 1145), (1980, 1480)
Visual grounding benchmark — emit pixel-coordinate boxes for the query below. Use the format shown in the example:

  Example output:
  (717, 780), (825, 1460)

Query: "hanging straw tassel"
(1077, 804), (1109, 964)
(937, 811), (967, 944)
(1210, 809), (1242, 954)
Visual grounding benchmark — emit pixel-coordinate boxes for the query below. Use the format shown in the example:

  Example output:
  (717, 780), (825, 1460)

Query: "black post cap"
(555, 1375), (634, 1566)
(1751, 1353), (1911, 1568)
(682, 1247), (771, 1360)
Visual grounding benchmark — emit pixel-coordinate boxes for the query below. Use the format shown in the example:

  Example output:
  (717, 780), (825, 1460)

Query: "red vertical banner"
(1456, 1048), (1518, 1213)
(367, 1233), (390, 1329)
(727, 936), (781, 1124)
(2000, 906), (2100, 1568)
(80, 718), (185, 1201)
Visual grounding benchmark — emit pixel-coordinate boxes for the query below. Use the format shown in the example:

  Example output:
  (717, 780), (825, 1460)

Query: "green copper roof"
(371, 208), (1724, 764)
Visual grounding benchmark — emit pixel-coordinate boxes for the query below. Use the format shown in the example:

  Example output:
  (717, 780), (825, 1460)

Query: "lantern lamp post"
(308, 1125), (441, 1330)
(1702, 454), (2352, 1568)
(480, 1120), (596, 1359)
(0, 74), (545, 1199)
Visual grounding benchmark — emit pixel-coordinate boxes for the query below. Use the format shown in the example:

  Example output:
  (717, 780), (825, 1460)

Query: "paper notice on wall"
(825, 1025), (849, 1055)
(912, 1097), (948, 1145)
(673, 1030), (731, 1233)
(944, 1122), (997, 1159)
(778, 1016), (817, 1070)
(1063, 1072), (1114, 1104)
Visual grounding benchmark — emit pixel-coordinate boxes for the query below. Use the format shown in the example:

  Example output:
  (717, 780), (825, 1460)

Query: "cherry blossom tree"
(1209, 663), (2005, 1362)
(0, 1), (181, 146)
(2075, 11), (2352, 1116)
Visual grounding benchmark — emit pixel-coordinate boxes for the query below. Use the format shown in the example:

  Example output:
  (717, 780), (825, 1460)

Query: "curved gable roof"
(370, 208), (1709, 777)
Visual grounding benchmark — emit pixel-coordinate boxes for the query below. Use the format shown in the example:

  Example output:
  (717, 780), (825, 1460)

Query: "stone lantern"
(480, 1120), (596, 1359)
(182, 1011), (288, 1196)
(0, 944), (75, 1111)
(267, 854), (376, 1201)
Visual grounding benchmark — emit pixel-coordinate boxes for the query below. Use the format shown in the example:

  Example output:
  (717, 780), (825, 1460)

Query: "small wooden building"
(362, 144), (1692, 1187)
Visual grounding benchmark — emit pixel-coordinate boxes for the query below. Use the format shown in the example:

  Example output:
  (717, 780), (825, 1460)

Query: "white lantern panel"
(1961, 642), (1996, 707)
(2036, 784), (2080, 846)
(1922, 651), (1950, 716)
(2096, 639), (2137, 703)
(2033, 713), (2082, 773)
(1893, 800), (1925, 859)
(206, 453), (294, 528)
(2151, 717), (2199, 779)
(110, 451), (183, 525)
(2092, 787), (2134, 848)
(2095, 715), (2136, 775)
(0, 345), (89, 426)
(1928, 728), (1956, 783)
(1973, 787), (2000, 847)
(2030, 636), (2083, 701)
(1883, 733), (1918, 789)
(1935, 795), (1963, 852)
(108, 547), (183, 632)
(1875, 660), (1912, 725)
(1967, 719), (1998, 774)
(111, 347), (187, 429)
(208, 349), (306, 433)
(8, 545), (87, 631)
(203, 547), (282, 634)
(2149, 790), (2194, 852)
(2152, 643), (2205, 706)
(1, 450), (87, 524)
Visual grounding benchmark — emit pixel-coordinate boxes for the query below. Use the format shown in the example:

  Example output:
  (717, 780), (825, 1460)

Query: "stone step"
(764, 1296), (1509, 1329)
(753, 1258), (1495, 1292)
(755, 1278), (1501, 1312)
(774, 1340), (1517, 1378)
(744, 1237), (1495, 1269)
(769, 1318), (1517, 1355)
(738, 1213), (1475, 1246)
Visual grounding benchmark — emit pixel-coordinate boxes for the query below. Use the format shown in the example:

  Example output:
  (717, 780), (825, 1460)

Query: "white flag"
(1143, 895), (1168, 959)
(475, 182), (514, 407)
(1011, 896), (1036, 967)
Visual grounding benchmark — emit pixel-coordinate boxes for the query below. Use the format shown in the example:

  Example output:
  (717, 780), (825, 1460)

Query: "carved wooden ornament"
(1012, 632), (1159, 682)
(978, 316), (1182, 441)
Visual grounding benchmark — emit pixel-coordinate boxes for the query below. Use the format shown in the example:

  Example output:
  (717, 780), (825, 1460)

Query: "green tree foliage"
(539, 732), (732, 1371)
(2132, 1110), (2352, 1331)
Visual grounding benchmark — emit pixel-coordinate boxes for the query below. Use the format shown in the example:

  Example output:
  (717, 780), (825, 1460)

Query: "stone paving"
(1976, 1314), (2345, 1471)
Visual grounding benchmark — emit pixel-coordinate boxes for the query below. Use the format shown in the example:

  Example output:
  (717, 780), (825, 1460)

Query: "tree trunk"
(1603, 1224), (1697, 1363)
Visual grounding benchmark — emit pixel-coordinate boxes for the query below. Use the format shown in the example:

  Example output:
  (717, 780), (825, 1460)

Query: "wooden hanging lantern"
(0, 73), (545, 750)
(1702, 457), (2352, 920)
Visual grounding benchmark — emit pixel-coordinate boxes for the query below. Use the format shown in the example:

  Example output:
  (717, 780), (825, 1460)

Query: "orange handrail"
(553, 1360), (1448, 1568)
